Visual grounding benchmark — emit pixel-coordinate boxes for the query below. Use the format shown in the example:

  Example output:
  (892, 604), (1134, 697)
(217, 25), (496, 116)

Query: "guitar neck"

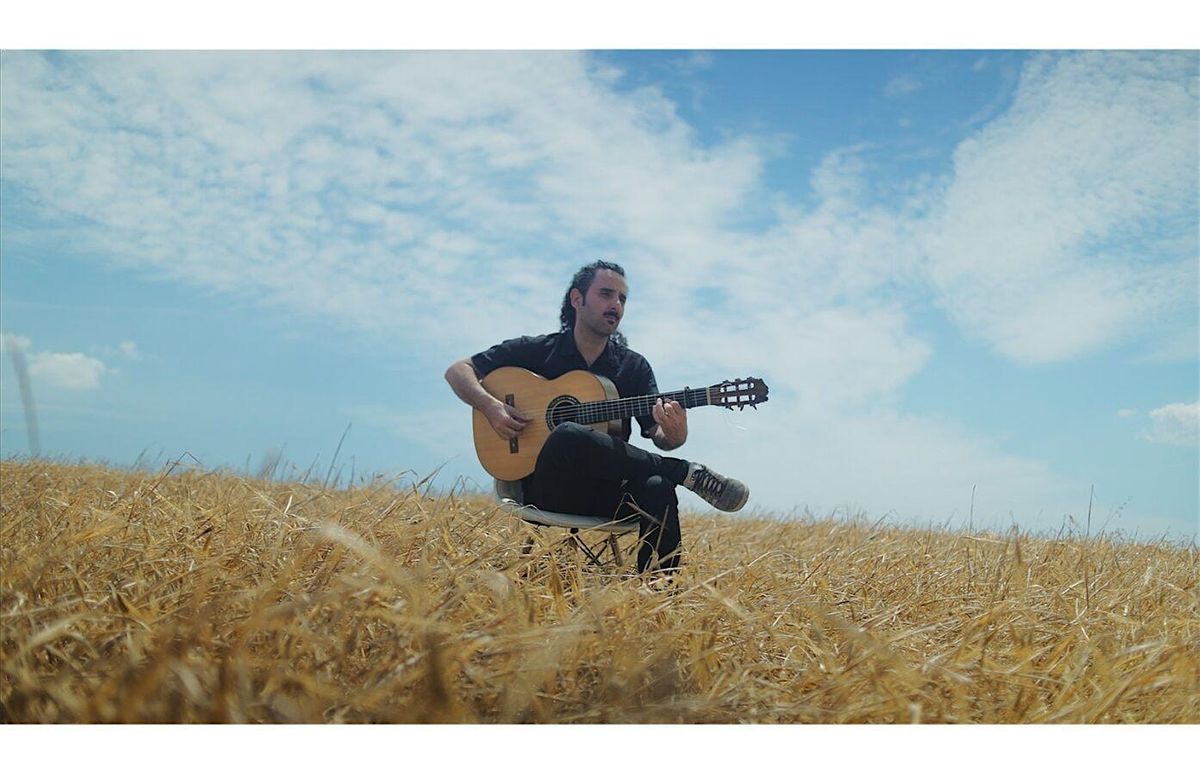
(578, 386), (713, 424)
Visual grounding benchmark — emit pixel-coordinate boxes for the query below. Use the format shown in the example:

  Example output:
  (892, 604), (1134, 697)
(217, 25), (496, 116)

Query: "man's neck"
(572, 325), (608, 367)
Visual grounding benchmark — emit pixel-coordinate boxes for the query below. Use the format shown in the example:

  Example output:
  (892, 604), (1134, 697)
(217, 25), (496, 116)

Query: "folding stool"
(493, 478), (640, 568)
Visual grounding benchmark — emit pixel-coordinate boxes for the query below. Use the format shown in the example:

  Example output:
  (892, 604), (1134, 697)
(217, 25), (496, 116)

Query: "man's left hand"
(652, 398), (688, 448)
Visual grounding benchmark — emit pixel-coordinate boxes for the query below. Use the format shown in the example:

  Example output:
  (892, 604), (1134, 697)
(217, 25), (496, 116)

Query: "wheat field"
(1, 459), (1197, 724)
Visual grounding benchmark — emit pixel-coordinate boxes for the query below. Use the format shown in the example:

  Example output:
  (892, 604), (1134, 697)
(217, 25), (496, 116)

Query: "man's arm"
(445, 359), (499, 412)
(445, 359), (530, 440)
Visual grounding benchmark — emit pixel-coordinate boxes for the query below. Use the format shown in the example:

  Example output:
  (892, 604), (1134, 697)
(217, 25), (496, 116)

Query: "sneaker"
(681, 463), (749, 512)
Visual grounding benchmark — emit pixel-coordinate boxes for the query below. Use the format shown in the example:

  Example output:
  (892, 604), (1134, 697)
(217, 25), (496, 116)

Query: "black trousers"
(523, 422), (691, 574)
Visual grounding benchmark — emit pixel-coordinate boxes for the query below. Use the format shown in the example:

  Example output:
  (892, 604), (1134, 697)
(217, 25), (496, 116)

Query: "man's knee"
(545, 420), (587, 444)
(628, 474), (678, 512)
(541, 421), (593, 459)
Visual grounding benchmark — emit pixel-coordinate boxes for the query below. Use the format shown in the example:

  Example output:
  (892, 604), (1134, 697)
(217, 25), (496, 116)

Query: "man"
(445, 260), (748, 577)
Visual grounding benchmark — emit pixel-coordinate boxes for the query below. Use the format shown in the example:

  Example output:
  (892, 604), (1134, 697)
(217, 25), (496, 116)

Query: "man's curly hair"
(559, 260), (629, 352)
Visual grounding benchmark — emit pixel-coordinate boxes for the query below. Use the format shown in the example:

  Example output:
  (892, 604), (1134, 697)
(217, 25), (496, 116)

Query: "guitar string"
(557, 389), (703, 425)
(550, 385), (758, 425)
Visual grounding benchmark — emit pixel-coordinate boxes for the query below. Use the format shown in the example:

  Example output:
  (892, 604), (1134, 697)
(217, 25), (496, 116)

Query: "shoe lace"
(692, 469), (725, 500)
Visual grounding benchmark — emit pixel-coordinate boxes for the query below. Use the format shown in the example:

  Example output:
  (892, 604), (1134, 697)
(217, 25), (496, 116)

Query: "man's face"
(572, 269), (628, 337)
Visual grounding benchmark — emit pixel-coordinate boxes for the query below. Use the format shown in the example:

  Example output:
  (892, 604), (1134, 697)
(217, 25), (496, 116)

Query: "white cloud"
(920, 51), (1198, 364)
(884, 73), (922, 98)
(1, 332), (33, 353)
(6, 51), (1189, 369)
(29, 354), (99, 391)
(1143, 401), (1199, 447)
(28, 352), (109, 391)
(0, 52), (765, 357)
(681, 51), (714, 72)
(1, 332), (110, 391)
(118, 341), (141, 361)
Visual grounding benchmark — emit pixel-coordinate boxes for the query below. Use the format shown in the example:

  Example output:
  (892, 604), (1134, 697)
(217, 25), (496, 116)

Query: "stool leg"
(607, 534), (622, 566)
(569, 530), (605, 566)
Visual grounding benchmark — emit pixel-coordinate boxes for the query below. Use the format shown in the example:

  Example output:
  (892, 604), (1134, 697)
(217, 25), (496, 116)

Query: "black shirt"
(470, 331), (659, 442)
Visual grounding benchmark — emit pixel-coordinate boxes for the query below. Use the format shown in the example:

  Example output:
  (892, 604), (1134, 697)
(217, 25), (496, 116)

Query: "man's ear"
(570, 288), (583, 309)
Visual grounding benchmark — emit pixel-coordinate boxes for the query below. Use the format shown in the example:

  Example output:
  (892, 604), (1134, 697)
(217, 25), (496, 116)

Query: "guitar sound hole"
(545, 396), (582, 430)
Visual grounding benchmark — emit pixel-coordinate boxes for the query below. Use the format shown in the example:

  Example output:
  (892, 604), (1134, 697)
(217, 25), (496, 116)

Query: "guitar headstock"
(711, 377), (769, 410)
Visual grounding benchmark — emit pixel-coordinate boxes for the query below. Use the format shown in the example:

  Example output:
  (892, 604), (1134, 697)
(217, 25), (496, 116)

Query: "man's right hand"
(484, 399), (532, 440)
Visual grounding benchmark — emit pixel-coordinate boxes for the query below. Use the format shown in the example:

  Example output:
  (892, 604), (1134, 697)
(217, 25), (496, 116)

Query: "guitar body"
(473, 367), (622, 481)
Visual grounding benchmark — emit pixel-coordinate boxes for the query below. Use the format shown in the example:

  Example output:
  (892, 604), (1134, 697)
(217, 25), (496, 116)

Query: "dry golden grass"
(1, 459), (1197, 723)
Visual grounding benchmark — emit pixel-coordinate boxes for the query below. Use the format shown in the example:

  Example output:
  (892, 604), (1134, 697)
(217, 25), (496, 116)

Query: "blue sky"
(2, 47), (1197, 541)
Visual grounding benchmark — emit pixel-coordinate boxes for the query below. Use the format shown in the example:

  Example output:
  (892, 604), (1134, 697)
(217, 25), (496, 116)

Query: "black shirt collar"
(555, 329), (618, 371)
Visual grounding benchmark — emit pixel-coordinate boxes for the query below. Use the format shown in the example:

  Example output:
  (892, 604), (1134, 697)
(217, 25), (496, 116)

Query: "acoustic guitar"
(473, 366), (769, 481)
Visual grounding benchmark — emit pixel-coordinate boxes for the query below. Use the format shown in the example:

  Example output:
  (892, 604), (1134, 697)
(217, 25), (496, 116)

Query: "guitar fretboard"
(558, 387), (713, 426)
